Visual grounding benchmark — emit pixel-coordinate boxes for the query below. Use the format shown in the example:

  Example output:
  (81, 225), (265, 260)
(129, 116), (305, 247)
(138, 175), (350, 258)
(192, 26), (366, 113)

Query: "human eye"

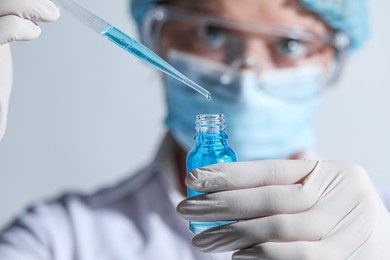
(198, 24), (227, 48)
(275, 37), (309, 59)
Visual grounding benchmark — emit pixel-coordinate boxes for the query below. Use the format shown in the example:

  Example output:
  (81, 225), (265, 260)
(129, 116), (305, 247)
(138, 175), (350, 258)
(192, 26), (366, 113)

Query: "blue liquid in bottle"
(186, 114), (238, 234)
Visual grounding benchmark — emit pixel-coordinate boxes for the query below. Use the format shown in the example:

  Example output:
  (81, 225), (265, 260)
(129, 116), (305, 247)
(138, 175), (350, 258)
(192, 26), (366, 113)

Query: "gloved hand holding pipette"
(0, 0), (210, 140)
(0, 0), (60, 139)
(0, 0), (60, 45)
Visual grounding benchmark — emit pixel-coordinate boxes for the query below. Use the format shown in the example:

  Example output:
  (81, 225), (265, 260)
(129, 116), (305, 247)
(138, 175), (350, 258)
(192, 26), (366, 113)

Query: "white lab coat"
(0, 134), (389, 260)
(0, 135), (231, 260)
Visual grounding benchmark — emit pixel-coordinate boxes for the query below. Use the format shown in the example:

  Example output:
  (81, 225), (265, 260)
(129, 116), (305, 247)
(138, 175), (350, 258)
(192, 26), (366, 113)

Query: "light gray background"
(0, 0), (389, 227)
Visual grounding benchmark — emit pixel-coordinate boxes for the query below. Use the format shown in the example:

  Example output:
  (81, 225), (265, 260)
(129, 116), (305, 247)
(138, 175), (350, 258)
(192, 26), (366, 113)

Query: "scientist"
(0, 0), (389, 259)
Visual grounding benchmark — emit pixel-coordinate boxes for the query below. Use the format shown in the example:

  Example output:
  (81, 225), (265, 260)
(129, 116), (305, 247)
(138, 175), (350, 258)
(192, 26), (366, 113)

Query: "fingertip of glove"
(192, 231), (225, 253)
(0, 16), (42, 43)
(19, 19), (42, 40)
(185, 170), (198, 186)
(47, 1), (61, 21)
(175, 201), (185, 216)
(38, 0), (61, 22)
(175, 200), (194, 221)
(186, 169), (213, 191)
(192, 235), (210, 252)
(186, 169), (231, 192)
(21, 0), (61, 22)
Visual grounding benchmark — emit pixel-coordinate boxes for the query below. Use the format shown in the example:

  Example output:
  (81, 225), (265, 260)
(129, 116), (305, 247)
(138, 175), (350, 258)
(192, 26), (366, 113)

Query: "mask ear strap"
(219, 56), (261, 85)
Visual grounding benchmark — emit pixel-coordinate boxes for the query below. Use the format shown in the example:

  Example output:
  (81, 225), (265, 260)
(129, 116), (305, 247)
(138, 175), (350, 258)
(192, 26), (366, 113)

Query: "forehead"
(167, 0), (330, 35)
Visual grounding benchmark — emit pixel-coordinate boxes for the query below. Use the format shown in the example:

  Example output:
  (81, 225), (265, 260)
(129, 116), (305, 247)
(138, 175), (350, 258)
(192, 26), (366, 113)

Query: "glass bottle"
(186, 114), (238, 234)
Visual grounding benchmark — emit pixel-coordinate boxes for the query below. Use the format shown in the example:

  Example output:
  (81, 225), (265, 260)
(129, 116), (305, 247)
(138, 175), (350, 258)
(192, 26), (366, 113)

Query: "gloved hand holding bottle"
(0, 0), (60, 139)
(177, 160), (390, 259)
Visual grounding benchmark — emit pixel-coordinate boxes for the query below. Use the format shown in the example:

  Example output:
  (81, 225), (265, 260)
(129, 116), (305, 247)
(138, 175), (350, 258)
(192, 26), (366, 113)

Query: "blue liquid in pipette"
(101, 26), (211, 100)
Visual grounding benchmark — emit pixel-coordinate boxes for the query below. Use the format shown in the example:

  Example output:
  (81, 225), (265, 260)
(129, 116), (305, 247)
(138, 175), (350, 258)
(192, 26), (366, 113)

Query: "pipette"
(51, 0), (211, 100)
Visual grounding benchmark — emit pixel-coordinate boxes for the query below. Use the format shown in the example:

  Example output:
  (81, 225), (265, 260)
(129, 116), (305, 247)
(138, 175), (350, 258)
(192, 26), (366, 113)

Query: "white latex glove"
(0, 44), (12, 139)
(0, 0), (60, 45)
(177, 160), (390, 259)
(0, 0), (59, 139)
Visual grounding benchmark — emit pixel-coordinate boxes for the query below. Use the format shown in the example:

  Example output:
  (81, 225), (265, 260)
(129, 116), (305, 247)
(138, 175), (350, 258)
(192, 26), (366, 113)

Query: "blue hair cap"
(299, 0), (369, 49)
(130, 0), (369, 49)
(130, 0), (164, 38)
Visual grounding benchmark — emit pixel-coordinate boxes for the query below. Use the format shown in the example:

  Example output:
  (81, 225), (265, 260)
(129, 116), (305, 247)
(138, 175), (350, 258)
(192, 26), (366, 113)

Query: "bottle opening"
(195, 114), (226, 133)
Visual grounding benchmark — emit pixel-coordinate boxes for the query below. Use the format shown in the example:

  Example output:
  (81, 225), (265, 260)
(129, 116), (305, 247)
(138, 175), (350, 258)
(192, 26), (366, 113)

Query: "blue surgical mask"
(164, 50), (323, 161)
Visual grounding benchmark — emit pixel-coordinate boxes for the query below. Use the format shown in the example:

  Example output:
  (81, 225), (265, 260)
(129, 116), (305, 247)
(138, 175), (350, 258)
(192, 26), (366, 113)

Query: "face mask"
(164, 50), (323, 161)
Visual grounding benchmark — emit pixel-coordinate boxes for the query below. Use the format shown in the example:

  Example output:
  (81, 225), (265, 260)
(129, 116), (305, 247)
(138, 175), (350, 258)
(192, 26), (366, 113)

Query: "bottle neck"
(194, 114), (228, 145)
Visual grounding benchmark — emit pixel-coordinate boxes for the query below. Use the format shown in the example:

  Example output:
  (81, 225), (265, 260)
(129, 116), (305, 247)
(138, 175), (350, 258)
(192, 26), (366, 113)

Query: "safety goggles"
(143, 5), (350, 88)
